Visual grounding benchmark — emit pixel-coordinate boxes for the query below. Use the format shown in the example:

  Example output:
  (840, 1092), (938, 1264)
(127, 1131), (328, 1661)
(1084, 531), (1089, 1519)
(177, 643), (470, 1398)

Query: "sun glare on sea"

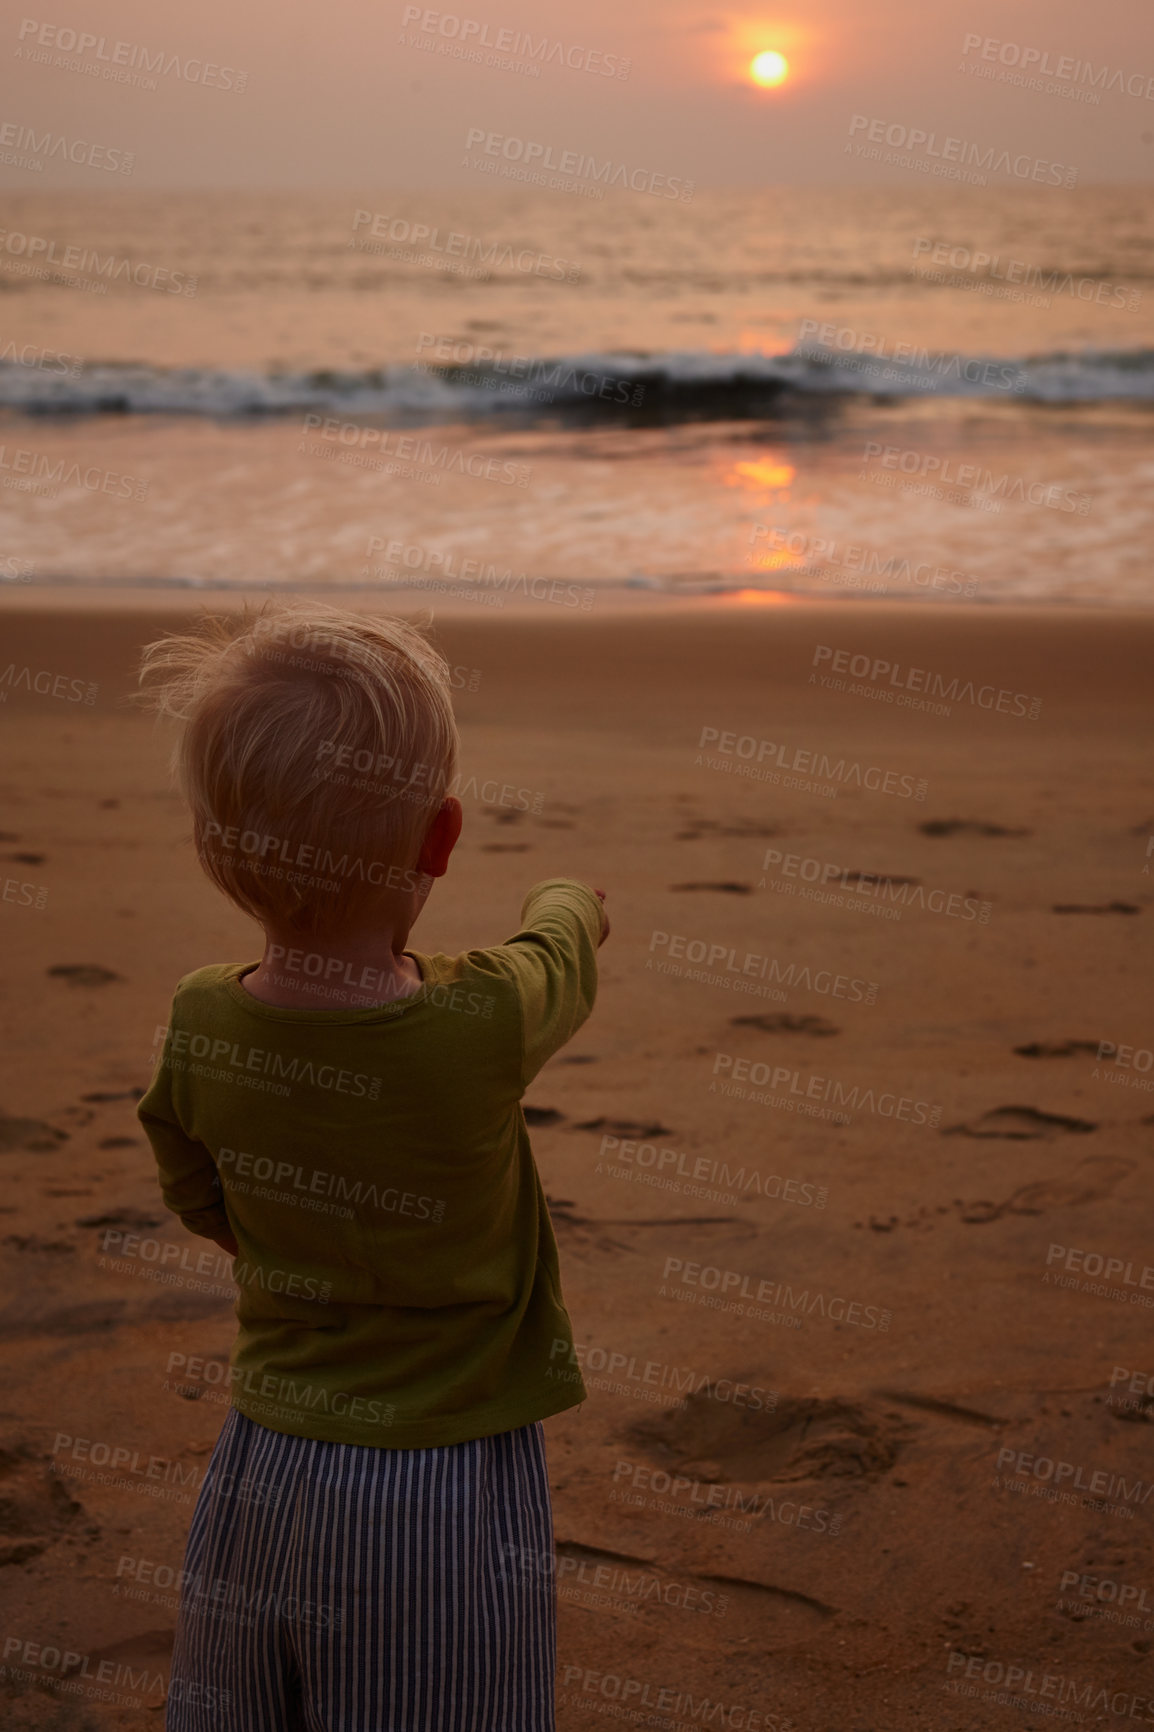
(750, 50), (789, 87)
(724, 457), (796, 494)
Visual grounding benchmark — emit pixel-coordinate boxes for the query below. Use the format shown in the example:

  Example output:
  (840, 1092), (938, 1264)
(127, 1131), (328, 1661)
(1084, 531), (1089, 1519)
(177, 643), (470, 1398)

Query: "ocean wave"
(3, 346), (1154, 417)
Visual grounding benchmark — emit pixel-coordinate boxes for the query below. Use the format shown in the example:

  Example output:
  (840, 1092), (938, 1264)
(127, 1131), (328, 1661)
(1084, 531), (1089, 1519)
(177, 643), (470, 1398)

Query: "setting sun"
(750, 50), (789, 87)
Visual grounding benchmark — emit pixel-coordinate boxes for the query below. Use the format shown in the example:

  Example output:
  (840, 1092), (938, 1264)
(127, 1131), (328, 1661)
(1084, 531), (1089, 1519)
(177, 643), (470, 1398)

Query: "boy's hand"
(593, 888), (610, 946)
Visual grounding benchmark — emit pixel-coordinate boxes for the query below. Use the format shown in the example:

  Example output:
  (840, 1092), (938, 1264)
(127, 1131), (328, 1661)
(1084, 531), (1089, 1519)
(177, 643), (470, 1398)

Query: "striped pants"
(166, 1405), (556, 1731)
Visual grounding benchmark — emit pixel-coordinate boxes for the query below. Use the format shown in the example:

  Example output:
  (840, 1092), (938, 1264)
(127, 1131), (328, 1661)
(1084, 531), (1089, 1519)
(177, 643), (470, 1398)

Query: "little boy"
(135, 600), (607, 1732)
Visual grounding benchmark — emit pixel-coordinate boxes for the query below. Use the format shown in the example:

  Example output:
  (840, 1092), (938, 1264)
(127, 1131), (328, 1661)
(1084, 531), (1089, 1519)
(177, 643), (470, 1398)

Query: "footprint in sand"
(919, 819), (1031, 838)
(550, 1538), (836, 1629)
(574, 1116), (674, 1138)
(46, 964), (122, 987)
(731, 1013), (840, 1036)
(0, 1439), (99, 1565)
(2, 1298), (129, 1339)
(625, 1389), (913, 1486)
(81, 1630), (174, 1704)
(1112, 1396), (1154, 1426)
(1013, 1041), (1103, 1059)
(674, 817), (785, 842)
(545, 1193), (747, 1254)
(2, 1235), (75, 1253)
(941, 1105), (1097, 1139)
(0, 1114), (70, 1153)
(855, 1203), (954, 1234)
(1052, 901), (1140, 915)
(952, 1155), (1133, 1223)
(76, 1207), (162, 1229)
(872, 1390), (1007, 1428)
(669, 881), (753, 894)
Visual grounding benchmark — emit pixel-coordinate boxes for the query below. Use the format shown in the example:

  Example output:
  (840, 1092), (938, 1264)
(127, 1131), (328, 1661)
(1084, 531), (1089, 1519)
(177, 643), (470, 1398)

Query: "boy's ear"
(416, 796), (463, 878)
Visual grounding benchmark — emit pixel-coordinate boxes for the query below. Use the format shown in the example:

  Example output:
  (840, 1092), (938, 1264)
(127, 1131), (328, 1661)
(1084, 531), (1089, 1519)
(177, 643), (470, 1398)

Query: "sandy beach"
(1, 595), (1152, 1729)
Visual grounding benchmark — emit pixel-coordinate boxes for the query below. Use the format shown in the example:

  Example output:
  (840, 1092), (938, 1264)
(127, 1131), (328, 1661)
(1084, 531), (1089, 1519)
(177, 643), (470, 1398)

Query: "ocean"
(1, 184), (1151, 605)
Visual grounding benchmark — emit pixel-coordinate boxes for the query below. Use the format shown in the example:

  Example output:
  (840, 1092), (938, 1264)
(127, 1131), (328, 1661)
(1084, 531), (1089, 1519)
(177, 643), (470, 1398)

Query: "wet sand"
(1, 596), (1152, 1729)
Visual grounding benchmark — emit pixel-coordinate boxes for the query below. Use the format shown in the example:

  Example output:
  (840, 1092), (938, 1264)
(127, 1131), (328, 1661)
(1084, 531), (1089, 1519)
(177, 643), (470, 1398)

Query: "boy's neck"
(239, 930), (424, 1010)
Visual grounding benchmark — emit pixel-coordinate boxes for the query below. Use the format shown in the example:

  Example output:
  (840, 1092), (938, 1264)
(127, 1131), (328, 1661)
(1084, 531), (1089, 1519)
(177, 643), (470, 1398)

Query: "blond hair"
(137, 600), (460, 938)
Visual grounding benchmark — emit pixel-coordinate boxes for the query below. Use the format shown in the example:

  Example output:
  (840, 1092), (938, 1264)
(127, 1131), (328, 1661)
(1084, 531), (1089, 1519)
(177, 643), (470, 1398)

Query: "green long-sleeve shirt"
(136, 879), (601, 1447)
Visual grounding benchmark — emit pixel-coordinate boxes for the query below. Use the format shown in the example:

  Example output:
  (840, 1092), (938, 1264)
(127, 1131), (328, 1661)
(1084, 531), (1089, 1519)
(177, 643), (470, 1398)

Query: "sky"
(1, 0), (1152, 188)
